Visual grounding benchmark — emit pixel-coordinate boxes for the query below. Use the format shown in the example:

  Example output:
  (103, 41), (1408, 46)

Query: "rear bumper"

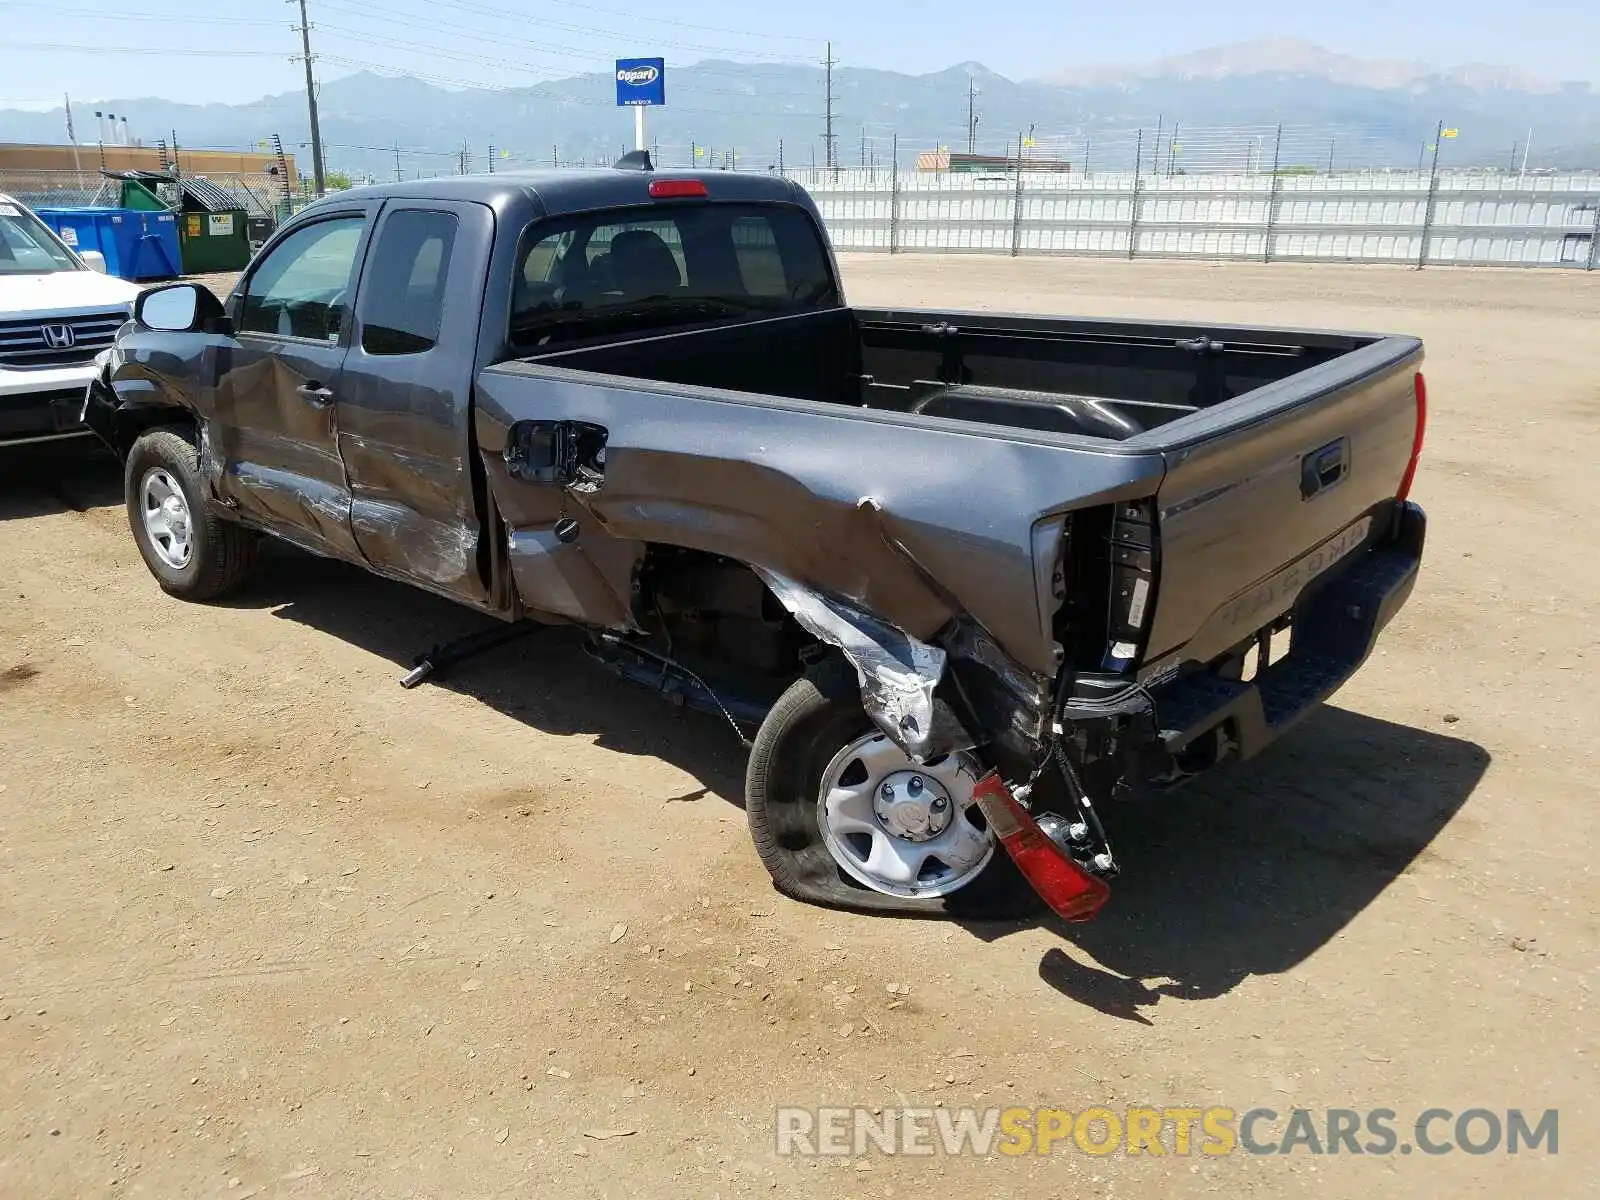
(1151, 502), (1426, 762)
(0, 363), (97, 445)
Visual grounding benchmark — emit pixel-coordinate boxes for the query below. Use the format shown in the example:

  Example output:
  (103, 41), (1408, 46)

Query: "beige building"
(0, 141), (297, 194)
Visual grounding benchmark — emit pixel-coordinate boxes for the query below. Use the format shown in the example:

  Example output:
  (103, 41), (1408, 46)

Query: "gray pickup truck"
(85, 160), (1428, 922)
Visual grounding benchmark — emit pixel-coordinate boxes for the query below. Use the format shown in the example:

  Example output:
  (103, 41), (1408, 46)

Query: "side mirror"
(134, 283), (229, 334)
(80, 249), (109, 274)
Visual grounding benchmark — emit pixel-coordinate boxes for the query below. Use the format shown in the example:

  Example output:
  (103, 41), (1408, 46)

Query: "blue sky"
(1, 0), (1596, 107)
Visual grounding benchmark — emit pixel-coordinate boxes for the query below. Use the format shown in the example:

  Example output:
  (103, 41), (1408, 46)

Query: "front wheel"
(126, 427), (258, 601)
(745, 657), (1038, 918)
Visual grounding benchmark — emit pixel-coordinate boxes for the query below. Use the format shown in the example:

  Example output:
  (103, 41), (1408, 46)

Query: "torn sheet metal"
(755, 567), (974, 762)
(942, 617), (1055, 748)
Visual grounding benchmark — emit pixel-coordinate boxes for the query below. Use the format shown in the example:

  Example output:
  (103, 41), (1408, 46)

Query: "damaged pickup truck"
(84, 161), (1428, 922)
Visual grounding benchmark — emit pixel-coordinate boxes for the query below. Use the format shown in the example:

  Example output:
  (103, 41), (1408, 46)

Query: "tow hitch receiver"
(971, 772), (1111, 923)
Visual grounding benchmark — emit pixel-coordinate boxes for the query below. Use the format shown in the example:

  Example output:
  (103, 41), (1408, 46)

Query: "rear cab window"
(509, 202), (837, 351)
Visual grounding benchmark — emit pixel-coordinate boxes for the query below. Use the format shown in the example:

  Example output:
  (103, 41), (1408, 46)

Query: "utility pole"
(777, 138), (784, 174)
(291, 0), (326, 196)
(1418, 119), (1445, 269)
(966, 75), (979, 155)
(822, 41), (838, 174)
(393, 141), (401, 181)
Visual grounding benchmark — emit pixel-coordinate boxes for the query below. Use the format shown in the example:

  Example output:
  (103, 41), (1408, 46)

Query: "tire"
(745, 656), (1038, 919)
(126, 427), (258, 601)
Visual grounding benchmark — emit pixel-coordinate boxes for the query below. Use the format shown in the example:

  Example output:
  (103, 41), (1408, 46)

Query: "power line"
(523, 0), (822, 43)
(6, 41), (281, 56)
(327, 0), (810, 62)
(2, 4), (281, 24)
(313, 18), (821, 100)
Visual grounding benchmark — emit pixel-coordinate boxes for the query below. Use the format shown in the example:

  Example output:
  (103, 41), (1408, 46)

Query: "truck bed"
(519, 306), (1393, 446)
(478, 305), (1423, 695)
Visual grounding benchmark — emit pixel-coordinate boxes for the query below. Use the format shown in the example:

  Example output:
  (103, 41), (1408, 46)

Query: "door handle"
(296, 382), (334, 406)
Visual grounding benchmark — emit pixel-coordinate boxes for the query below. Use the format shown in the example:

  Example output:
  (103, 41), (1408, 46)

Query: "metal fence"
(785, 168), (1600, 269)
(0, 170), (289, 222)
(8, 162), (1596, 270)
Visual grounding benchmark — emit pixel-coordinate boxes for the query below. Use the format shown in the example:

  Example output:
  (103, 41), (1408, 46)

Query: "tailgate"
(1141, 336), (1423, 668)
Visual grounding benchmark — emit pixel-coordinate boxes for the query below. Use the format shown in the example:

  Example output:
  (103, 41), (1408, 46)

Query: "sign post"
(615, 58), (665, 153)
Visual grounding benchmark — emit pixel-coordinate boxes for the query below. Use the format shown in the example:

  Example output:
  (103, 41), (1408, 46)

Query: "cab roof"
(302, 167), (810, 224)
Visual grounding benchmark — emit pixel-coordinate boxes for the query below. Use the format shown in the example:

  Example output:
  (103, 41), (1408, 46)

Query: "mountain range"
(1, 39), (1595, 178)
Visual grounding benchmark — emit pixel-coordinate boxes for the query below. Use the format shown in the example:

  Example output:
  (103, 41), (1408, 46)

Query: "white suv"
(1, 193), (143, 446)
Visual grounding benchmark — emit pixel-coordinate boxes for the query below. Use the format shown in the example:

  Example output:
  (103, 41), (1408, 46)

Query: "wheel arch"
(114, 404), (199, 459)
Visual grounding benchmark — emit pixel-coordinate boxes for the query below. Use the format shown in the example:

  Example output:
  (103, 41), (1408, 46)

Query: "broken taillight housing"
(971, 773), (1110, 922)
(1396, 371), (1427, 502)
(1101, 499), (1157, 672)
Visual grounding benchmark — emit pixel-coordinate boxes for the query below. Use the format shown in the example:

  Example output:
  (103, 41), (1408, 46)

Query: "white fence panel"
(781, 168), (1600, 269)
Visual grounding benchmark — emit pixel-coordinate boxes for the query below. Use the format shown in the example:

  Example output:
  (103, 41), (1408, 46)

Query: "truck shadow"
(0, 440), (122, 520)
(231, 544), (1488, 1019)
(961, 707), (1489, 1021)
(235, 542), (752, 795)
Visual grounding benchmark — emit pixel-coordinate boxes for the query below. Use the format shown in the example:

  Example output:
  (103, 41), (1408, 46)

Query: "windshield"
(0, 200), (80, 275)
(509, 201), (837, 350)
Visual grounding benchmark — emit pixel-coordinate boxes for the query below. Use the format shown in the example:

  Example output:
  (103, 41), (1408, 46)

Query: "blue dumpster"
(33, 206), (182, 282)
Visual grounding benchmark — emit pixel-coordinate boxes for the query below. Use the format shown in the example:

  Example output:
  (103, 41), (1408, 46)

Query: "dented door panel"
(337, 200), (498, 606)
(210, 340), (364, 560)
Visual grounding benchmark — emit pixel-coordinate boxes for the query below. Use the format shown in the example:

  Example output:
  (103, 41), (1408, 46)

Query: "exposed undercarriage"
(582, 543), (1159, 896)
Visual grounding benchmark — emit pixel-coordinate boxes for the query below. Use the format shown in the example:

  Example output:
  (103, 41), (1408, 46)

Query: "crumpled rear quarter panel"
(473, 364), (1168, 678)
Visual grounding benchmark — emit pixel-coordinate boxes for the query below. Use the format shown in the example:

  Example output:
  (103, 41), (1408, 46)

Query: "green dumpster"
(175, 179), (253, 274)
(118, 177), (169, 212)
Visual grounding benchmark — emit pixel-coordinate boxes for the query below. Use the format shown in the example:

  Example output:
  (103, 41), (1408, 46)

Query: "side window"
(239, 217), (365, 341)
(730, 215), (787, 297)
(359, 210), (459, 355)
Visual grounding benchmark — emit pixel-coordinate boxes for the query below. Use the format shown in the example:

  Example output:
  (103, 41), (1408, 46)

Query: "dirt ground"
(2, 256), (1596, 1198)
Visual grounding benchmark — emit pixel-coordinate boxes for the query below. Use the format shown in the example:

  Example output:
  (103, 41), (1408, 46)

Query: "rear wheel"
(745, 657), (1037, 918)
(126, 427), (258, 601)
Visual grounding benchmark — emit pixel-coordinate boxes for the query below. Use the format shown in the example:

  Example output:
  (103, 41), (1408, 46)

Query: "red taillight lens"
(971, 773), (1111, 922)
(1396, 371), (1427, 502)
(648, 179), (708, 198)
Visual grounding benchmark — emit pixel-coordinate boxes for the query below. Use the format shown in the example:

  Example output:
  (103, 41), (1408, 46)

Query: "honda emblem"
(40, 323), (76, 350)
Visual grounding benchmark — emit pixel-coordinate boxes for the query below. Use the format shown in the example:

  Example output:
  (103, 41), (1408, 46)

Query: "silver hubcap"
(817, 732), (994, 899)
(140, 468), (193, 570)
